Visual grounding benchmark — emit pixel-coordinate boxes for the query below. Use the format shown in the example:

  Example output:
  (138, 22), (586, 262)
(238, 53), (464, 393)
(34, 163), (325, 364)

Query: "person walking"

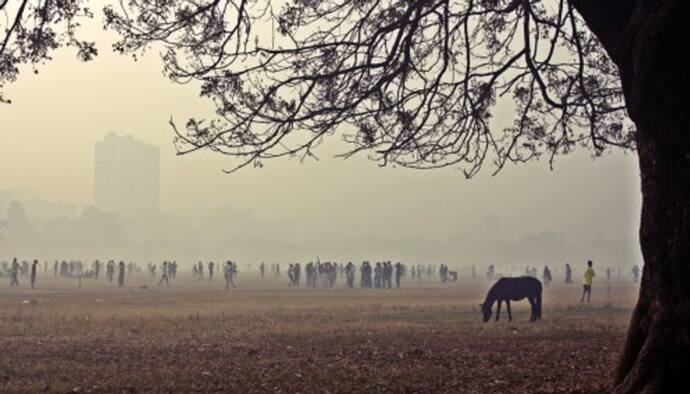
(10, 258), (20, 287)
(224, 261), (236, 290)
(580, 260), (596, 303)
(30, 259), (38, 289)
(158, 261), (170, 286)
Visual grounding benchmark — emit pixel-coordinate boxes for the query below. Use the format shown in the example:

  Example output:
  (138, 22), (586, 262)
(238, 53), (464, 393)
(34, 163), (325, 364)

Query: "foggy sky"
(0, 20), (642, 265)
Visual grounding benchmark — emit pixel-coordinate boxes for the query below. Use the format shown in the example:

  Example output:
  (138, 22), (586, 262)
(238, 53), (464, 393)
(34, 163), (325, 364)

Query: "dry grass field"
(0, 272), (639, 393)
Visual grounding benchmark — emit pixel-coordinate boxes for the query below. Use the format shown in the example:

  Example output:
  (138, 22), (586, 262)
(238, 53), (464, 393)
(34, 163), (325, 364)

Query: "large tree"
(2, 0), (688, 392)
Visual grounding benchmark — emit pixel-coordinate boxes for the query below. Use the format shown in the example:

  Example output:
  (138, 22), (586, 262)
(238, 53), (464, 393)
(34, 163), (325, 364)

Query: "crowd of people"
(283, 260), (408, 289)
(1, 257), (642, 302)
(190, 260), (238, 289)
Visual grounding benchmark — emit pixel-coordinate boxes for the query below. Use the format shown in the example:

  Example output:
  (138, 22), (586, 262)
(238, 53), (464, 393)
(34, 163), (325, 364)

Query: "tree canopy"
(102, 0), (634, 175)
(0, 0), (97, 104)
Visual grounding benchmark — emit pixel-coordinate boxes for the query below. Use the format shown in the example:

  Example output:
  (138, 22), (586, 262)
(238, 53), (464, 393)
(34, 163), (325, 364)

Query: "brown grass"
(0, 275), (638, 393)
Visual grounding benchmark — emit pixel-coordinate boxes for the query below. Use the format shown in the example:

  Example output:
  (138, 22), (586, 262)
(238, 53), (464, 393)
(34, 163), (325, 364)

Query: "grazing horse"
(480, 277), (542, 322)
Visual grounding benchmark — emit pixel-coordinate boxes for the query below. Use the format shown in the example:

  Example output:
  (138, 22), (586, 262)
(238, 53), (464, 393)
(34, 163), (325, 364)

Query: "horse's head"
(480, 302), (492, 322)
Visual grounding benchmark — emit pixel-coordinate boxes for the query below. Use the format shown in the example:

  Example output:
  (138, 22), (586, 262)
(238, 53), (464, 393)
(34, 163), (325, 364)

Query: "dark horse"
(481, 277), (542, 322)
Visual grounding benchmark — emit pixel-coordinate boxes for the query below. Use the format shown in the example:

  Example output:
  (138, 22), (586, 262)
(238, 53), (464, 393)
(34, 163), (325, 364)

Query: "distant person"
(382, 262), (390, 288)
(118, 261), (125, 287)
(564, 263), (573, 284)
(107, 261), (115, 282)
(345, 262), (355, 288)
(30, 259), (38, 289)
(374, 263), (382, 288)
(631, 264), (640, 283)
(224, 261), (236, 290)
(198, 261), (204, 279)
(361, 262), (372, 288)
(580, 260), (595, 303)
(395, 262), (403, 288)
(287, 264), (296, 287)
(158, 261), (170, 286)
(542, 266), (552, 287)
(383, 262), (392, 288)
(209, 261), (215, 282)
(305, 262), (315, 288)
(606, 267), (611, 281)
(10, 258), (20, 287)
(439, 264), (448, 284)
(294, 263), (301, 286)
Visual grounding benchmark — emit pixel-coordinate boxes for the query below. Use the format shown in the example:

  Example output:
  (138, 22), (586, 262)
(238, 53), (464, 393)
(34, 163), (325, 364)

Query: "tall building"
(95, 133), (160, 219)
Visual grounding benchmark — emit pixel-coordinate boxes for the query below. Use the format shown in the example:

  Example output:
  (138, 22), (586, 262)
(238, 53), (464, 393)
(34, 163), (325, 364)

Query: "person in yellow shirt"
(581, 260), (596, 302)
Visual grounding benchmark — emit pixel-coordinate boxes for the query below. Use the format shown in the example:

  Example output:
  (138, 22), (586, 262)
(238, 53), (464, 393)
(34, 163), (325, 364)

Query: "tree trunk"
(613, 123), (690, 393)
(605, 1), (690, 392)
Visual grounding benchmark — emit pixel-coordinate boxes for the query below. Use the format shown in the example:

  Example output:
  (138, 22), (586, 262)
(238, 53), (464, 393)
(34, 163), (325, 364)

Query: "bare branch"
(105, 0), (634, 175)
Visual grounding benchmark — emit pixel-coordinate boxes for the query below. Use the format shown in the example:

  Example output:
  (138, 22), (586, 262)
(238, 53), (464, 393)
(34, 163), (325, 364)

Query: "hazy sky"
(0, 20), (642, 262)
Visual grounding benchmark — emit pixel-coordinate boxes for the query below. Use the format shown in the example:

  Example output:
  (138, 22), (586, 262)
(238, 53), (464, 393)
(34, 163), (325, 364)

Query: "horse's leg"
(506, 300), (512, 322)
(528, 298), (535, 322)
(529, 295), (541, 321)
(496, 299), (502, 321)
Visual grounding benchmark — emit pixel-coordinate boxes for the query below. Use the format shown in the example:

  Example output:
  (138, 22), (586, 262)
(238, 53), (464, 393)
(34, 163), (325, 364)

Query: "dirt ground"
(0, 272), (639, 393)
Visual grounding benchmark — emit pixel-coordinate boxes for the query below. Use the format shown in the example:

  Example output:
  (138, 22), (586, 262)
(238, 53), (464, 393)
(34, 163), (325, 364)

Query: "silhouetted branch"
(0, 0), (97, 104)
(105, 0), (634, 175)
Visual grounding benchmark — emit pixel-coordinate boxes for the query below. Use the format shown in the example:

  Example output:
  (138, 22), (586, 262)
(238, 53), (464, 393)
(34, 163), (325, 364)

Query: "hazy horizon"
(0, 17), (642, 266)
